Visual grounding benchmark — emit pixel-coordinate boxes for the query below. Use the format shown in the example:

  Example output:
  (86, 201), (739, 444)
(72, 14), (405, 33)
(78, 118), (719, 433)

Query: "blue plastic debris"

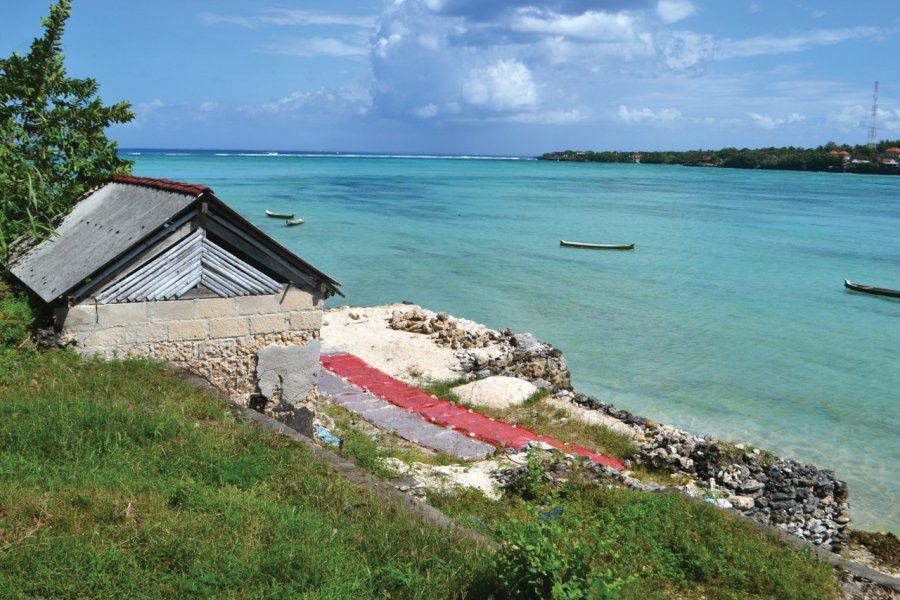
(539, 507), (564, 521)
(315, 424), (342, 447)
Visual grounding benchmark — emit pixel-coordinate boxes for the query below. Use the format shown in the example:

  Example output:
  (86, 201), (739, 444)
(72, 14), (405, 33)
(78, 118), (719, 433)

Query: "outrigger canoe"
(265, 209), (294, 219)
(560, 240), (635, 250)
(844, 280), (900, 299)
(286, 217), (304, 226)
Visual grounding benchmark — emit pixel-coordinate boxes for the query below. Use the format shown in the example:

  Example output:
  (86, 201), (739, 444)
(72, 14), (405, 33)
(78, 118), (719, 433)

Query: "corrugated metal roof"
(9, 182), (197, 303)
(9, 176), (342, 303)
(94, 231), (281, 303)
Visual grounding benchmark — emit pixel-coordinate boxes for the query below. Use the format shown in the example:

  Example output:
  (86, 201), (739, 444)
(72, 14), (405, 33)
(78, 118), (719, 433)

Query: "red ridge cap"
(112, 174), (212, 197)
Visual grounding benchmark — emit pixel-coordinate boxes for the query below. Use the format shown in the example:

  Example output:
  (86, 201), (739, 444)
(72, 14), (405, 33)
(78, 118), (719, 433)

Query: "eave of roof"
(112, 174), (211, 197)
(10, 175), (342, 303)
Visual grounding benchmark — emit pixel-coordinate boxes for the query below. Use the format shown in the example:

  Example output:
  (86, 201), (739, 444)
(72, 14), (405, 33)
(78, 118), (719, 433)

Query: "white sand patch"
(544, 396), (639, 439)
(455, 376), (538, 409)
(382, 457), (511, 500)
(321, 304), (461, 384)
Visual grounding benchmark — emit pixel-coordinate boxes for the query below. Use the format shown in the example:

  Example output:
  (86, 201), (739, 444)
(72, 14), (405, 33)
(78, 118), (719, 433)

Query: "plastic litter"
(315, 424), (342, 447)
(540, 507), (564, 521)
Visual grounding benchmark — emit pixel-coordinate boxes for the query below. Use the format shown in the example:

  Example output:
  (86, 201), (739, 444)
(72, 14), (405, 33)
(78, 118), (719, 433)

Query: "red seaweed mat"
(320, 353), (624, 470)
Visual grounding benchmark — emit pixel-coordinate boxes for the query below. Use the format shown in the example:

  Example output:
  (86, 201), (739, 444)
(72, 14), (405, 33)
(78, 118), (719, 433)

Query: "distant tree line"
(539, 141), (900, 175)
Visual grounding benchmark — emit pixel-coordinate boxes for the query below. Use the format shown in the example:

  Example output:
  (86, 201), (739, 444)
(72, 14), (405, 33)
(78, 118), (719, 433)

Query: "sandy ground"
(322, 304), (638, 441)
(321, 304), (462, 384)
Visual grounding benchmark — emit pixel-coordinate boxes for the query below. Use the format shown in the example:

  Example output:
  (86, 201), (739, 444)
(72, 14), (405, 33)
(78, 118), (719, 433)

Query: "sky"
(1, 0), (898, 155)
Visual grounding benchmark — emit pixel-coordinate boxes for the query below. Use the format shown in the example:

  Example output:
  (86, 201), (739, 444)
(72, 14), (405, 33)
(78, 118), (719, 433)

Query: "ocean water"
(129, 151), (899, 532)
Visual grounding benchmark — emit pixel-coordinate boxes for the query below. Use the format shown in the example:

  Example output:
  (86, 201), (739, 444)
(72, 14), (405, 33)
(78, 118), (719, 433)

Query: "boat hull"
(560, 240), (634, 250)
(286, 218), (304, 226)
(265, 210), (294, 219)
(844, 280), (900, 299)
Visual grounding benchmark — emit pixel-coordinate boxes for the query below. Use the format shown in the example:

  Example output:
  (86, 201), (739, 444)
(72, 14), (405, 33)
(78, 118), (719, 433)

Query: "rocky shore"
(387, 306), (853, 551)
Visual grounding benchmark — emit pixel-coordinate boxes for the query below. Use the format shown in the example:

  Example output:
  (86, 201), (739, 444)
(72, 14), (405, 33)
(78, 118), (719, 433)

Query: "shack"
(9, 175), (341, 434)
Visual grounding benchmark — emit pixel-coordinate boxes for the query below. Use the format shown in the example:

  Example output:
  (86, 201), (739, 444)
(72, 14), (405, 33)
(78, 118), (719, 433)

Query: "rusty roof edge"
(112, 174), (212, 197)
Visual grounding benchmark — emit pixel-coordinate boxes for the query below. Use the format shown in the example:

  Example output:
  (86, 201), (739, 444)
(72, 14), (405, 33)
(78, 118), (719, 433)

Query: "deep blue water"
(129, 150), (899, 532)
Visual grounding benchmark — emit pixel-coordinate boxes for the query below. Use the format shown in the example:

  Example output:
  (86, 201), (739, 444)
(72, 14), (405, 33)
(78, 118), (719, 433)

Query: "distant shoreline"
(538, 146), (900, 176)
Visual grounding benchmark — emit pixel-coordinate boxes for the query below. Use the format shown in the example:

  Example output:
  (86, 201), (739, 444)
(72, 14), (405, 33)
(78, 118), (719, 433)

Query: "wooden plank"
(96, 231), (203, 303)
(204, 249), (279, 294)
(123, 244), (204, 302)
(154, 265), (202, 300)
(205, 217), (319, 291)
(199, 273), (232, 297)
(201, 268), (245, 297)
(204, 239), (280, 290)
(202, 255), (266, 294)
(93, 220), (194, 295)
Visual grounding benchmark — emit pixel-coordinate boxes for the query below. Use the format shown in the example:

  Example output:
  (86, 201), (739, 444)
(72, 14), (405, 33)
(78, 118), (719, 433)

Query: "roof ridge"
(113, 174), (212, 197)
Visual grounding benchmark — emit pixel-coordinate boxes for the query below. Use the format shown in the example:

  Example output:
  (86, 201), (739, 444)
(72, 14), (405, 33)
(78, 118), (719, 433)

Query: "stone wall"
(570, 392), (852, 551)
(54, 288), (322, 406)
(388, 308), (572, 390)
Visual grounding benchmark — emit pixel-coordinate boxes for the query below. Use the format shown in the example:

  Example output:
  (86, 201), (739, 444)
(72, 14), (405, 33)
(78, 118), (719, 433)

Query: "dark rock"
(279, 406), (314, 438)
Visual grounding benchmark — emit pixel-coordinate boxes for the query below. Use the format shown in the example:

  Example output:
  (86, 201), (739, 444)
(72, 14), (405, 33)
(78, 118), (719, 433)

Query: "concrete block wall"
(55, 288), (322, 403)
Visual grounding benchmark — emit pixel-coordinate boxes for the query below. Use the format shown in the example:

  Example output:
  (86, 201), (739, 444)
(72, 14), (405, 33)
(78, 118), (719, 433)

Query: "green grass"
(330, 376), (838, 598)
(0, 351), (495, 598)
(421, 377), (638, 460)
(418, 377), (468, 405)
(430, 468), (840, 599)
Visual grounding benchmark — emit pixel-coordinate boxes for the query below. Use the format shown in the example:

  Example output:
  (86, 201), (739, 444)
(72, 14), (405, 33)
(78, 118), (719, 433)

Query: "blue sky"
(2, 1), (898, 155)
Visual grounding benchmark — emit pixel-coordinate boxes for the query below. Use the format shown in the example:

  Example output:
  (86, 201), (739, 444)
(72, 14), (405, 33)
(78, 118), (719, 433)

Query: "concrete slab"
(257, 340), (320, 406)
(317, 366), (494, 461)
(317, 369), (356, 397)
(429, 430), (495, 461)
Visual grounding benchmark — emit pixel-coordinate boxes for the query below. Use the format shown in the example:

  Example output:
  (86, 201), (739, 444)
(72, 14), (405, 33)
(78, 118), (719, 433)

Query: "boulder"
(453, 376), (538, 410)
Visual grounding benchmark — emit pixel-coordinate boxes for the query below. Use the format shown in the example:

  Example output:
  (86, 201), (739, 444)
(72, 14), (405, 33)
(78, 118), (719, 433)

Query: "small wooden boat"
(560, 240), (634, 250)
(844, 280), (900, 299)
(265, 209), (294, 219)
(286, 217), (304, 226)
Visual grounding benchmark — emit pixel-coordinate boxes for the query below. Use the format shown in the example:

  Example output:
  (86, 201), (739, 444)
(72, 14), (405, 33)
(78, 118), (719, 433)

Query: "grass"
(0, 282), (841, 598)
(0, 351), (495, 598)
(420, 377), (638, 460)
(332, 376), (838, 598)
(430, 464), (840, 599)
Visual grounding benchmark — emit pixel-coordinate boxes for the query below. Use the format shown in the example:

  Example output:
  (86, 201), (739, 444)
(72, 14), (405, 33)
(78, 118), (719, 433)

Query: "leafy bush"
(492, 505), (625, 599)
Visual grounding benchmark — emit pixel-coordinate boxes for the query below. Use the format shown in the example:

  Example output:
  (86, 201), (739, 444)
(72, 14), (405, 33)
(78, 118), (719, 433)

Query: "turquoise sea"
(129, 150), (899, 533)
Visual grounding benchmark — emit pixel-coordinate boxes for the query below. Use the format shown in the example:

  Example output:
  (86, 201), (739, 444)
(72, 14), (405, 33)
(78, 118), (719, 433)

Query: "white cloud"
(657, 0), (696, 24)
(511, 8), (638, 41)
(415, 103), (440, 118)
(826, 105), (866, 129)
(618, 105), (684, 124)
(127, 98), (164, 128)
(203, 10), (376, 29)
(747, 112), (805, 129)
(508, 109), (583, 124)
(881, 108), (900, 132)
(462, 60), (537, 110)
(716, 27), (880, 59)
(264, 38), (368, 59)
(259, 85), (372, 117)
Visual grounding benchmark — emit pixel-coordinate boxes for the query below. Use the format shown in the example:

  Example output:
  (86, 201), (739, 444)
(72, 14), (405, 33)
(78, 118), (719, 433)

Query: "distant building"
(830, 150), (852, 163)
(9, 175), (342, 435)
